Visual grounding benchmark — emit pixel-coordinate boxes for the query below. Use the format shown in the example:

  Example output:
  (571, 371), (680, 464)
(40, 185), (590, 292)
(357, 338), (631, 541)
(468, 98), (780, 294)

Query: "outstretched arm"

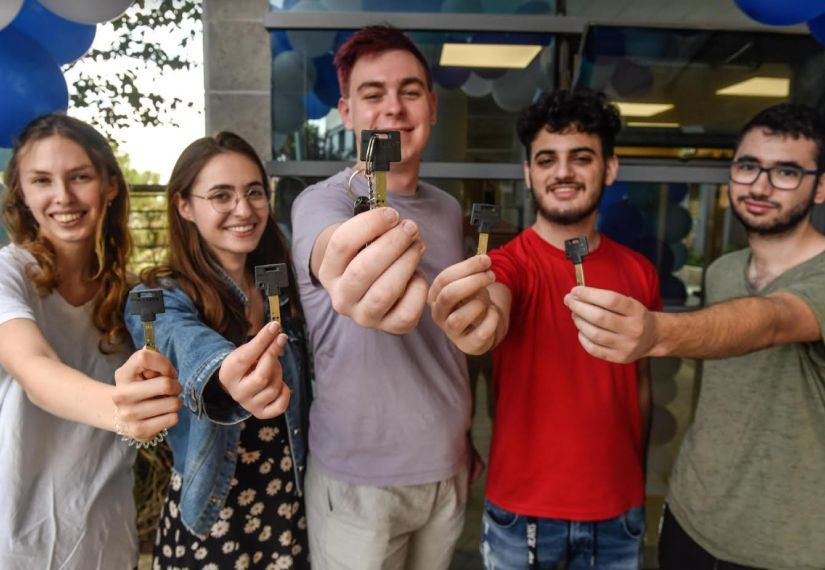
(564, 286), (821, 362)
(312, 208), (428, 335)
(0, 318), (181, 436)
(428, 255), (512, 355)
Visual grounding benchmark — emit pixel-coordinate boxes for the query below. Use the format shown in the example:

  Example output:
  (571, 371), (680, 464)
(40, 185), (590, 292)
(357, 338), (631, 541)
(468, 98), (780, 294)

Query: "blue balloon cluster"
(735, 0), (825, 45)
(598, 182), (692, 306)
(0, 0), (96, 147)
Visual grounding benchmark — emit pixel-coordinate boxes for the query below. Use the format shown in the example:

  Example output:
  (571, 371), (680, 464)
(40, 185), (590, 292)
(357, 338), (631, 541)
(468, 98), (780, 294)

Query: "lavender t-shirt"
(291, 168), (471, 486)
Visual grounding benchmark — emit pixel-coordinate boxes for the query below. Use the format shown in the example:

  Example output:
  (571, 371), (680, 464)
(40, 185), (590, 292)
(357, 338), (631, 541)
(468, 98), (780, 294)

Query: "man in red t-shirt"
(429, 88), (661, 568)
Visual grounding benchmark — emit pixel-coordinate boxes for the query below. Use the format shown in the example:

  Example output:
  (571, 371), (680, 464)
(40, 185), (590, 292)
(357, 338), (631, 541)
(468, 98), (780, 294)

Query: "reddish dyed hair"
(333, 25), (432, 97)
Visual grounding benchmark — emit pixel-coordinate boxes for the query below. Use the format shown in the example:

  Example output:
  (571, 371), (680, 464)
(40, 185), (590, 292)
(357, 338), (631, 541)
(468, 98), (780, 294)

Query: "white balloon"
(39, 0), (134, 25)
(287, 30), (336, 58)
(0, 0), (23, 32)
(272, 50), (317, 97)
(492, 67), (537, 113)
(287, 0), (336, 57)
(461, 72), (492, 98)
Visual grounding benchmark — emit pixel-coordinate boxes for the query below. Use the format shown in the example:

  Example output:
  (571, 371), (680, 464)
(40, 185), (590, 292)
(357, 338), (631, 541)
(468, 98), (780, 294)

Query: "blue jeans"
(480, 500), (645, 569)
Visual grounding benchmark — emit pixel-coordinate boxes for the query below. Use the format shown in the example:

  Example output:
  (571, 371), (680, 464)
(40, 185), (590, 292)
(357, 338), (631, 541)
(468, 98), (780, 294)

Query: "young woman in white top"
(0, 113), (181, 569)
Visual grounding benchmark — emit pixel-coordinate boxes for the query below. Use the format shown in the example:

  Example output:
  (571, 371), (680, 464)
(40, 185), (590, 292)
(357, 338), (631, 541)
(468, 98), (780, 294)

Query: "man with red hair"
(290, 26), (478, 569)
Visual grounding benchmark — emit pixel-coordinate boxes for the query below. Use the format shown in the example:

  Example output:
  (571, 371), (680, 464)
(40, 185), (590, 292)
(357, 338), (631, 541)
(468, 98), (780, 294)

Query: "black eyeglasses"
(190, 185), (269, 213)
(729, 160), (820, 190)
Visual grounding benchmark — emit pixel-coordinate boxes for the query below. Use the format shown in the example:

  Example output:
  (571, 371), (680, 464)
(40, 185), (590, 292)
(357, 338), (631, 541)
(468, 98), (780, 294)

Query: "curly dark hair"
(737, 103), (825, 171)
(516, 88), (622, 161)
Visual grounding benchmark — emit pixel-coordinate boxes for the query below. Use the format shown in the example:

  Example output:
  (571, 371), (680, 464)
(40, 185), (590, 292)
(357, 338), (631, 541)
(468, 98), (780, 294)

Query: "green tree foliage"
(116, 148), (161, 184)
(67, 0), (202, 143)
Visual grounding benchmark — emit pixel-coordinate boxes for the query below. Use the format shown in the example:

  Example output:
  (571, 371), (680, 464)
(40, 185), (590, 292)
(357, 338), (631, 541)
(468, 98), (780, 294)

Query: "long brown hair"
(143, 132), (302, 345)
(1, 113), (132, 352)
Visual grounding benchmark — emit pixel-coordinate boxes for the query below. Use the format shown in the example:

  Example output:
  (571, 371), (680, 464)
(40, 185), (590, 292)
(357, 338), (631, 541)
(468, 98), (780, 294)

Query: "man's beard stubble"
(530, 174), (606, 226)
(729, 185), (816, 237)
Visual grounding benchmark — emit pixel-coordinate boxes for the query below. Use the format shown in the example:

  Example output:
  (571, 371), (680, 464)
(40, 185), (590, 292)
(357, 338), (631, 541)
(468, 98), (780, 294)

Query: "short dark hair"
(737, 103), (825, 171)
(333, 25), (432, 97)
(516, 88), (622, 160)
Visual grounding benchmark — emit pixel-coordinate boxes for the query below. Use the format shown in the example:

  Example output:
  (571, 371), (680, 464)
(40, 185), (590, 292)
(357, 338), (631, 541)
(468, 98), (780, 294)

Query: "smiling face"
(338, 48), (437, 168)
(729, 128), (825, 236)
(176, 151), (270, 269)
(525, 127), (617, 226)
(18, 135), (116, 252)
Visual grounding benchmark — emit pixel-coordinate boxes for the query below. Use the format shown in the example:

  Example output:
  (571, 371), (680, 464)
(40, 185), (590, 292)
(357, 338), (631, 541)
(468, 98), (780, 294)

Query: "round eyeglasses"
(190, 185), (270, 213)
(729, 160), (820, 191)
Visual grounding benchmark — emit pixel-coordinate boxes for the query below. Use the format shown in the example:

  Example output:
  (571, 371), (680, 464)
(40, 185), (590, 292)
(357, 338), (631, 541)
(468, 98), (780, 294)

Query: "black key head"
(470, 203), (500, 234)
(255, 263), (289, 297)
(359, 130), (401, 171)
(564, 236), (589, 264)
(129, 289), (165, 322)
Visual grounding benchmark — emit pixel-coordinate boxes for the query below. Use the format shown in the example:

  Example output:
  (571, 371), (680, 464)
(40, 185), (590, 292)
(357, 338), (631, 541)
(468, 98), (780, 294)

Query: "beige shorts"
(305, 456), (469, 570)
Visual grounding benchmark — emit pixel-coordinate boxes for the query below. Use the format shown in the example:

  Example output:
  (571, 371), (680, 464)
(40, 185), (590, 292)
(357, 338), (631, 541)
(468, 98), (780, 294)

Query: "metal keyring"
(346, 167), (367, 201)
(347, 134), (378, 201)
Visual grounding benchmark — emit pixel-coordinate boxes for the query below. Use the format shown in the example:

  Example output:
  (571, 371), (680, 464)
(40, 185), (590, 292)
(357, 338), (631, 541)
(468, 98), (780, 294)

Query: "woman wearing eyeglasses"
(124, 132), (310, 569)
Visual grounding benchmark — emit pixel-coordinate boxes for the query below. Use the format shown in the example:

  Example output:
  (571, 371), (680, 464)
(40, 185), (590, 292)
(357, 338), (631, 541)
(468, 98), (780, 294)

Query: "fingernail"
(383, 207), (398, 222)
(418, 240), (426, 253)
(402, 220), (417, 235)
(268, 321), (280, 333)
(486, 270), (496, 281)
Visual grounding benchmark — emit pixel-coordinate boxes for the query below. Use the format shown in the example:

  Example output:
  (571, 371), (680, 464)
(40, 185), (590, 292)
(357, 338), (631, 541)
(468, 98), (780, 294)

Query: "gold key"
(255, 264), (289, 324)
(470, 203), (500, 255)
(361, 130), (400, 210)
(564, 236), (589, 286)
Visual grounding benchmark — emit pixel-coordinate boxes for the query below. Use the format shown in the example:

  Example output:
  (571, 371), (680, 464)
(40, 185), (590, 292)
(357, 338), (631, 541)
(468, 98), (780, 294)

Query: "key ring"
(346, 167), (366, 201)
(346, 134), (379, 202)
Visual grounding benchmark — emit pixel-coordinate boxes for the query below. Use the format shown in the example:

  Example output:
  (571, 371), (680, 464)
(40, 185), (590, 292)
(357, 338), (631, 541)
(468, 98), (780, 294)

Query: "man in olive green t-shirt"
(564, 102), (825, 570)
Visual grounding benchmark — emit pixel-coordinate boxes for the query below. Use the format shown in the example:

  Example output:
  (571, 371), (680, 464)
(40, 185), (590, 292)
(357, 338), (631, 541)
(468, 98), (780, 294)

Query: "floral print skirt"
(152, 415), (310, 570)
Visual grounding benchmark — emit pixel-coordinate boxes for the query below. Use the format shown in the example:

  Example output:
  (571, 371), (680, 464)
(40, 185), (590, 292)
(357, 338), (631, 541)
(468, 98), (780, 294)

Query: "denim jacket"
(124, 275), (311, 538)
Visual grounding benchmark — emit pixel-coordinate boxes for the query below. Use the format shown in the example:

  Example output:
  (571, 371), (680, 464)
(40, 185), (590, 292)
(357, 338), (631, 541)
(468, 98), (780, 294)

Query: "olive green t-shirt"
(668, 247), (825, 570)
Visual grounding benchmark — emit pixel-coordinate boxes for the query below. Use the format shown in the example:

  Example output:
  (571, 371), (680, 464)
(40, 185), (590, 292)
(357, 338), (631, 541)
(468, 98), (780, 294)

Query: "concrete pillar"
(203, 0), (271, 160)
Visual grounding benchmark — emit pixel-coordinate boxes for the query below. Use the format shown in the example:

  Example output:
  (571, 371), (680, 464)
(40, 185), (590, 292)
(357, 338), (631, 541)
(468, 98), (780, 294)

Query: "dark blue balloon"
(627, 183), (660, 213)
(431, 64), (470, 89)
(312, 53), (340, 108)
(598, 201), (646, 247)
(658, 203), (692, 243)
(735, 0), (825, 26)
(660, 274), (687, 306)
(599, 181), (628, 210)
(271, 30), (292, 57)
(668, 183), (688, 204)
(303, 90), (330, 120)
(630, 237), (674, 275)
(11, 0), (95, 65)
(584, 26), (626, 60)
(808, 12), (825, 45)
(0, 26), (68, 147)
